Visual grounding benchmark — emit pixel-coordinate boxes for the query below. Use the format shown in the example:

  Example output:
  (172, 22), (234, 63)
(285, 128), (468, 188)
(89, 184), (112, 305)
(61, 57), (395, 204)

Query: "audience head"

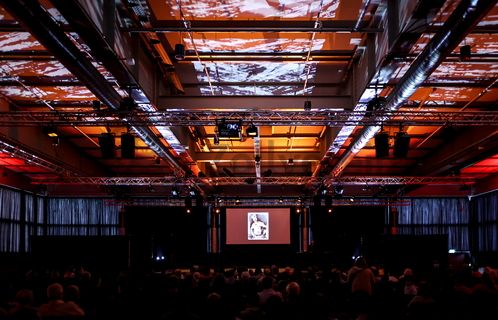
(15, 289), (35, 306)
(47, 283), (64, 301)
(354, 257), (367, 268)
(285, 281), (301, 298)
(65, 284), (80, 302)
(261, 276), (274, 290)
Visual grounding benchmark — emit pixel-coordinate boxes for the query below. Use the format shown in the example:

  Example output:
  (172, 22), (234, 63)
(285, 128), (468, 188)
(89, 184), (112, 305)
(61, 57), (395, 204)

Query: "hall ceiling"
(0, 0), (497, 200)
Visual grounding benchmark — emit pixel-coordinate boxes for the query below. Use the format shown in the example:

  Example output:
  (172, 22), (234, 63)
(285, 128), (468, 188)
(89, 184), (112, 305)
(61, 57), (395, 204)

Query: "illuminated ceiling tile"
(0, 32), (44, 51)
(164, 0), (340, 19)
(0, 60), (72, 77)
(184, 36), (325, 53)
(193, 62), (317, 83)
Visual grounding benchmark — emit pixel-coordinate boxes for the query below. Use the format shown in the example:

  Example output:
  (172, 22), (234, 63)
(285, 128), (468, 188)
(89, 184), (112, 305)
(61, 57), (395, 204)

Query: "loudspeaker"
(98, 133), (116, 158)
(375, 132), (389, 158)
(394, 132), (410, 158)
(121, 133), (135, 159)
(175, 43), (185, 60)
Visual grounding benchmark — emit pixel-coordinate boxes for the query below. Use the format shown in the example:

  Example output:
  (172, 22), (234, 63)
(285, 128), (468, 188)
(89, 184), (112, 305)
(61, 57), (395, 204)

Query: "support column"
(300, 207), (310, 252)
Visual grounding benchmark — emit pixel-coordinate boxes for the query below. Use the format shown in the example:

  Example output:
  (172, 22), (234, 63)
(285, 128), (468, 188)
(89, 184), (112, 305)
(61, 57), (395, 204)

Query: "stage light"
(365, 96), (386, 117)
(287, 158), (294, 166)
(175, 43), (185, 60)
(171, 187), (179, 197)
(235, 197), (241, 205)
(279, 196), (283, 204)
(327, 208), (333, 214)
(334, 185), (344, 196)
(214, 207), (221, 214)
(246, 124), (258, 138)
(43, 126), (59, 146)
(255, 155), (261, 164)
(43, 126), (58, 138)
(304, 100), (311, 111)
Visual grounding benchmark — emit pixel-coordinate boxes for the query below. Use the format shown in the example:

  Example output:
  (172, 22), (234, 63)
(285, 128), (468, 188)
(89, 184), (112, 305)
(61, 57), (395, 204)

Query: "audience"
(38, 283), (85, 318)
(0, 260), (497, 320)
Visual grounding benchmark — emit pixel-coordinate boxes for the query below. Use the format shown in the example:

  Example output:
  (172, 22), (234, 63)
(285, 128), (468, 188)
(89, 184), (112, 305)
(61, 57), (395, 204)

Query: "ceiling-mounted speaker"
(174, 43), (185, 60)
(460, 44), (471, 61)
(121, 133), (135, 159)
(375, 131), (389, 158)
(394, 132), (411, 158)
(98, 133), (116, 159)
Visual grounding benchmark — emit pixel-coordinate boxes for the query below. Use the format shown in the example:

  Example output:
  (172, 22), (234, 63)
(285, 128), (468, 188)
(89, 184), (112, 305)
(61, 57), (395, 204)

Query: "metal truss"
(0, 110), (497, 127)
(0, 136), (80, 177)
(102, 197), (412, 207)
(324, 176), (476, 185)
(33, 175), (475, 186)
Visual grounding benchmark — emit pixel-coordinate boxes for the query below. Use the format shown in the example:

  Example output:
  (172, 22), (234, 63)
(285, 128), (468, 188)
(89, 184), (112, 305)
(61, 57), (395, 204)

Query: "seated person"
(39, 283), (84, 318)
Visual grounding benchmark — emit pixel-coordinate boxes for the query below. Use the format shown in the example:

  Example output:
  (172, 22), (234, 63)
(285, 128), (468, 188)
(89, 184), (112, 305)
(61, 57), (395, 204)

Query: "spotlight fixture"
(214, 207), (221, 214)
(287, 158), (294, 166)
(174, 43), (185, 60)
(279, 196), (283, 204)
(235, 197), (241, 205)
(365, 96), (387, 117)
(460, 44), (471, 61)
(43, 126), (58, 138)
(304, 100), (311, 111)
(334, 185), (344, 198)
(246, 124), (258, 138)
(296, 207), (302, 214)
(171, 187), (179, 197)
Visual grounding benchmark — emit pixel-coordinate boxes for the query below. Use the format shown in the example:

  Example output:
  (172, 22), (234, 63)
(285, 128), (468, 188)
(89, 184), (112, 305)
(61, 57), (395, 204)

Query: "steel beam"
(156, 96), (353, 110)
(122, 20), (382, 33)
(0, 110), (496, 127)
(33, 175), (475, 186)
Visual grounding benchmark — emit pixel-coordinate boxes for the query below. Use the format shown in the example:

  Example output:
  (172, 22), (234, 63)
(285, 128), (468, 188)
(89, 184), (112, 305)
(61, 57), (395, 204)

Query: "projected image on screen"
(226, 208), (290, 245)
(248, 212), (269, 240)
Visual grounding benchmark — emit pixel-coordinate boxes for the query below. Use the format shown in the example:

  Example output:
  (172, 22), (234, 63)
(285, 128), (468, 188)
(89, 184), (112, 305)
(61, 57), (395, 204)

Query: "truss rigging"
(32, 175), (475, 186)
(0, 110), (497, 127)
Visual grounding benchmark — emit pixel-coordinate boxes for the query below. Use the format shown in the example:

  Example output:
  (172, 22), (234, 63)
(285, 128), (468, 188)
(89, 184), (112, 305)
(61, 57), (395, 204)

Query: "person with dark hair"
(347, 257), (375, 320)
(38, 283), (84, 318)
(257, 277), (282, 305)
(8, 289), (40, 320)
